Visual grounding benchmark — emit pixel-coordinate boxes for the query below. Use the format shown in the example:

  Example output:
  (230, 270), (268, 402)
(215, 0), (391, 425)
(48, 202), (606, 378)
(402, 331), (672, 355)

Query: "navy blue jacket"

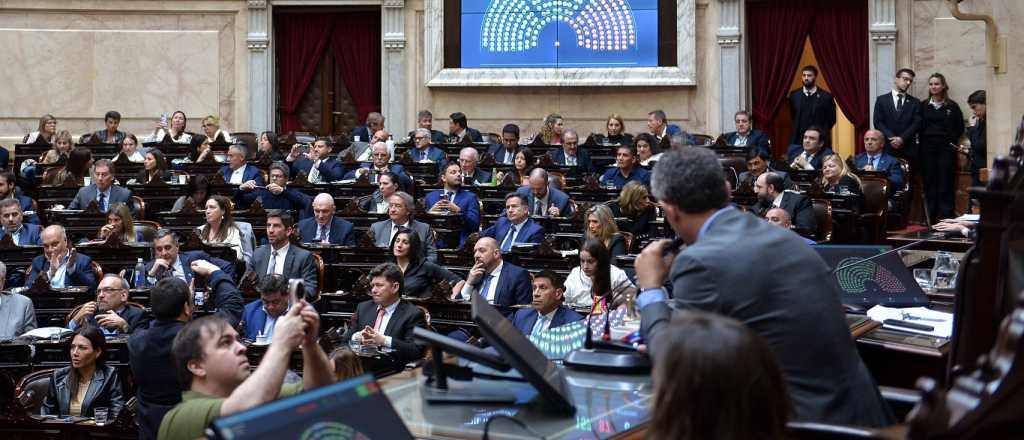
(516, 186), (573, 217)
(128, 319), (184, 440)
(344, 163), (413, 189)
(238, 187), (312, 219)
(424, 188), (480, 247)
(297, 216), (356, 246)
(854, 152), (905, 193)
(786, 146), (835, 170)
(723, 129), (772, 157)
(481, 217), (545, 247)
(600, 166), (651, 189)
(512, 306), (584, 335)
(549, 148), (595, 175)
(291, 157), (345, 182)
(4, 223), (41, 245)
(485, 262), (533, 307)
(26, 252), (99, 294)
(242, 299), (270, 340)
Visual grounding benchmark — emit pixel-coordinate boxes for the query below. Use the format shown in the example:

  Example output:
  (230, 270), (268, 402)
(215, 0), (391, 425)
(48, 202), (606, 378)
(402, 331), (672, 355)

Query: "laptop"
(813, 244), (930, 307)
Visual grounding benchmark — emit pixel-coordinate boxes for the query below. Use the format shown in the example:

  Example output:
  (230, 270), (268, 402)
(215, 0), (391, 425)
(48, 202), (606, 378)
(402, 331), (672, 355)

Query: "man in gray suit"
(67, 160), (134, 213)
(369, 191), (438, 263)
(246, 211), (319, 300)
(634, 148), (892, 427)
(0, 261), (37, 339)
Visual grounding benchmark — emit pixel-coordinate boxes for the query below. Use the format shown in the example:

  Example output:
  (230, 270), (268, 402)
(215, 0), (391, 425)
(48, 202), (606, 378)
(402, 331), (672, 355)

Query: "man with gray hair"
(238, 161), (312, 217)
(369, 192), (438, 262)
(352, 111), (386, 143)
(26, 225), (99, 294)
(69, 274), (151, 335)
(458, 147), (491, 185)
(409, 127), (448, 171)
(634, 147), (892, 427)
(0, 261), (38, 338)
(410, 109), (446, 144)
(67, 159), (134, 213)
(346, 142), (413, 189)
(549, 128), (594, 174)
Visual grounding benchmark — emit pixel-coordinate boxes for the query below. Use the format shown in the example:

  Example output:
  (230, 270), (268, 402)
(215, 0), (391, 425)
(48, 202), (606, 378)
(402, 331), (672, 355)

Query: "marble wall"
(0, 0), (250, 142)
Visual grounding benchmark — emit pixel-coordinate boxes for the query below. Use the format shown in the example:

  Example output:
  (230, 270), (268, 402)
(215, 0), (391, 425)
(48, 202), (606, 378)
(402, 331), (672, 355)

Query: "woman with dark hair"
(255, 131), (284, 162)
(41, 326), (125, 417)
(650, 311), (790, 440)
(608, 181), (656, 238)
(389, 228), (463, 298)
(494, 147), (535, 185)
(635, 133), (661, 167)
(117, 133), (145, 163)
(360, 172), (401, 213)
(919, 72), (964, 222)
(563, 239), (635, 309)
(135, 149), (171, 184)
(146, 110), (192, 144)
(604, 114), (633, 146)
(46, 147), (93, 186)
(198, 195), (244, 260)
(172, 174), (211, 212)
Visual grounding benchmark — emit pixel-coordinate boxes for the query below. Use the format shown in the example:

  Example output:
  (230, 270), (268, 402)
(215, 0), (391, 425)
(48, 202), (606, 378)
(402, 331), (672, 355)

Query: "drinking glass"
(94, 407), (109, 426)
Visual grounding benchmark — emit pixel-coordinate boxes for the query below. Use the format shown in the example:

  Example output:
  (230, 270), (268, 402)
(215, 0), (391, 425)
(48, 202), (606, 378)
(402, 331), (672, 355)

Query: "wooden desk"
(887, 231), (974, 253)
(857, 327), (950, 389)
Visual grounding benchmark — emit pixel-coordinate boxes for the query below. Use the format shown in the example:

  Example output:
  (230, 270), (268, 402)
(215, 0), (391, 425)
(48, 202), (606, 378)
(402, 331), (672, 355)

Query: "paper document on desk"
(866, 305), (953, 338)
(955, 214), (980, 222)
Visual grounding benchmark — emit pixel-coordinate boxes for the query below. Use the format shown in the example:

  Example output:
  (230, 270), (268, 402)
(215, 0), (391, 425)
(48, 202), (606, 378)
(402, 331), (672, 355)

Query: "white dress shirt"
(389, 221), (410, 244)
(563, 265), (635, 308)
(891, 89), (907, 110)
(532, 308), (557, 334)
(268, 242), (290, 275)
(229, 165), (247, 184)
(353, 300), (399, 347)
(460, 262), (503, 303)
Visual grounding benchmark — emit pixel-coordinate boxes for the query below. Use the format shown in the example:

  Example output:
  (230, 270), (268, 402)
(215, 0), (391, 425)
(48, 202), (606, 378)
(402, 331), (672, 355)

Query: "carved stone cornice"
(247, 0), (268, 9)
(247, 38), (269, 51)
(717, 35), (741, 46)
(870, 30), (897, 42)
(384, 38), (406, 51)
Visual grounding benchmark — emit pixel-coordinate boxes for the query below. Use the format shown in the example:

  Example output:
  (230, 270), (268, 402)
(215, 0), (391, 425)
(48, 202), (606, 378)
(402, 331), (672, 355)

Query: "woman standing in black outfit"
(919, 73), (964, 222)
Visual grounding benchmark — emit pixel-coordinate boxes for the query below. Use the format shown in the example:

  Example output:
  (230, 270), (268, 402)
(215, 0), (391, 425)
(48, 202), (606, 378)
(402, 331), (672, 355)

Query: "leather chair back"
(15, 369), (55, 414)
(811, 199), (833, 243)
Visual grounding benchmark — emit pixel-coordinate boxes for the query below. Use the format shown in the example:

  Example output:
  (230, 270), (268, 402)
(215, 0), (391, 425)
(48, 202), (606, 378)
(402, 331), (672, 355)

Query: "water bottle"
(930, 251), (959, 289)
(133, 258), (147, 288)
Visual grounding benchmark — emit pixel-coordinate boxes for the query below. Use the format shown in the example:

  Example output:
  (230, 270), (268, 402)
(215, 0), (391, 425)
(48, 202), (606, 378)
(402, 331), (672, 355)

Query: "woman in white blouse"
(146, 110), (193, 144)
(198, 195), (245, 261)
(563, 239), (636, 309)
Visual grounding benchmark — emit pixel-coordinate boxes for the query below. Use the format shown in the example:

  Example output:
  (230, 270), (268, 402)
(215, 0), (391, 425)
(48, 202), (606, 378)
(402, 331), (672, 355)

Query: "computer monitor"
(813, 244), (930, 307)
(207, 374), (413, 440)
(471, 293), (577, 415)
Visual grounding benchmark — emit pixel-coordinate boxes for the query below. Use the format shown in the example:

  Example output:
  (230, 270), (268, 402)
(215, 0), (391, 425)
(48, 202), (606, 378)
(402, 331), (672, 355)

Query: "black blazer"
(42, 365), (125, 417)
(758, 191), (817, 235)
(128, 319), (184, 440)
(400, 259), (462, 299)
(872, 92), (923, 156)
(607, 202), (655, 238)
(78, 304), (151, 335)
(789, 88), (837, 145)
(723, 129), (771, 157)
(341, 300), (426, 365)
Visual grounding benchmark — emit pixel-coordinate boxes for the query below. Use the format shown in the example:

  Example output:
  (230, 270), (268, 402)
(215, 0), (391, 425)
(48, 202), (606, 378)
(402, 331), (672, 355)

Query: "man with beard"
(789, 66), (836, 147)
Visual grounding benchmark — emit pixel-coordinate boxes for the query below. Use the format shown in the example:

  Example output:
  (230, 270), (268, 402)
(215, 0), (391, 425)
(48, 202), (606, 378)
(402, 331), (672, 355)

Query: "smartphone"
(160, 113), (168, 126)
(288, 279), (304, 305)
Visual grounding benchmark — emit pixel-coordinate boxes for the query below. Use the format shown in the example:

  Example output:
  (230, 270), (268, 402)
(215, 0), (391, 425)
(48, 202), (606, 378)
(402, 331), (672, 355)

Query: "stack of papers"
(866, 305), (953, 338)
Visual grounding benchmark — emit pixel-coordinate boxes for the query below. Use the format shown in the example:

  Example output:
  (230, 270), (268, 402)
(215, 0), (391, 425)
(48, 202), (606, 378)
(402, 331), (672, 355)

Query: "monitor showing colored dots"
(461, 0), (658, 68)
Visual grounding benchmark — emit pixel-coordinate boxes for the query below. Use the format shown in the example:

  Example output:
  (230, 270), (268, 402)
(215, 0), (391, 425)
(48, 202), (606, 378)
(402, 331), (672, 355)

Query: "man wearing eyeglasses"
(69, 274), (151, 335)
(346, 142), (413, 190)
(409, 128), (447, 174)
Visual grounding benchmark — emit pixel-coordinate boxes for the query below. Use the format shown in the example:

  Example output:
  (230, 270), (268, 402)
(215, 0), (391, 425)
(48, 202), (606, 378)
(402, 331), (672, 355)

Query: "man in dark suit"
(344, 142), (413, 189)
(241, 274), (292, 340)
(408, 127), (448, 174)
(341, 263), (427, 366)
(737, 149), (793, 191)
(722, 110), (771, 157)
(369, 192), (438, 262)
(425, 162), (480, 247)
(144, 229), (242, 324)
(854, 129), (905, 194)
(517, 168), (573, 217)
(0, 199), (41, 245)
(296, 193), (355, 246)
(635, 148), (892, 427)
(511, 270), (583, 336)
(350, 111), (385, 143)
(66, 160), (134, 213)
(409, 110), (447, 144)
(26, 225), (99, 294)
(68, 274), (150, 335)
(0, 171), (39, 224)
(481, 193), (545, 252)
(455, 237), (532, 307)
(286, 138), (345, 184)
(220, 145), (266, 209)
(786, 127), (834, 171)
(647, 109), (693, 144)
(458, 147), (491, 185)
(548, 129), (595, 175)
(449, 112), (483, 143)
(789, 65), (836, 146)
(872, 68), (921, 161)
(237, 162), (312, 219)
(247, 212), (319, 300)
(601, 144), (652, 189)
(755, 172), (817, 235)
(486, 124), (521, 165)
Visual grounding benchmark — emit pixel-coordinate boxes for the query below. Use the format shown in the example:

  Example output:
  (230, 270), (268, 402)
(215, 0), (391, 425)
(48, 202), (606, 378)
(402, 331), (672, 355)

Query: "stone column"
(381, 0), (408, 136)
(717, 0), (744, 133)
(869, 0), (897, 122)
(247, 0), (273, 132)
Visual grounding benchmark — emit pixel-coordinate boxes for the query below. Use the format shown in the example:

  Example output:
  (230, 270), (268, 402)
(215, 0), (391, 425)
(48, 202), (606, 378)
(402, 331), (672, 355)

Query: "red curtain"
(810, 2), (870, 153)
(747, 0), (816, 157)
(330, 12), (382, 124)
(275, 14), (335, 132)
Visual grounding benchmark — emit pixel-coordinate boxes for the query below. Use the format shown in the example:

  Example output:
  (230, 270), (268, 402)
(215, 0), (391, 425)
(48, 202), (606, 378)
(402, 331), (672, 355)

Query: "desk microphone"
(831, 231), (960, 274)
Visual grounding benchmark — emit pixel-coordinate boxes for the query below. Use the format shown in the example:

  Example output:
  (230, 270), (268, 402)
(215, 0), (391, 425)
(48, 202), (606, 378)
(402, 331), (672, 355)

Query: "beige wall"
(0, 0), (249, 145)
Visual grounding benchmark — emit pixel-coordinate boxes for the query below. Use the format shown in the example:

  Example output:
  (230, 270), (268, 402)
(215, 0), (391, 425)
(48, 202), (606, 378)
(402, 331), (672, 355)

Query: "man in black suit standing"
(635, 148), (892, 427)
(789, 66), (836, 147)
(754, 172), (816, 236)
(341, 263), (426, 366)
(722, 110), (771, 157)
(872, 68), (921, 163)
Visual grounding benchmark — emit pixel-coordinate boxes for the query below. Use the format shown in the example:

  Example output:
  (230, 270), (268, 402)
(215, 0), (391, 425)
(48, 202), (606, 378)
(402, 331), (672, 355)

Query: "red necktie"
(372, 307), (386, 332)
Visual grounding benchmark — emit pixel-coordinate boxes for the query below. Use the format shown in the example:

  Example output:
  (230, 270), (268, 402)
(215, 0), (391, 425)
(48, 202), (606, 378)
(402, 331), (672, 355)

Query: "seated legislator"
(511, 270), (583, 336)
(458, 147), (491, 185)
(117, 132), (145, 163)
(40, 129), (73, 165)
(68, 275), (151, 335)
(787, 126), (835, 170)
(635, 133), (662, 167)
(157, 310), (334, 440)
(345, 142), (413, 189)
(171, 174), (211, 213)
(45, 146), (92, 187)
(564, 239), (636, 309)
(603, 113), (633, 146)
(41, 326), (125, 418)
(722, 110), (772, 156)
(359, 171), (401, 214)
(0, 262), (38, 339)
(144, 110), (193, 144)
(854, 129), (905, 194)
(425, 162), (481, 247)
(517, 168), (573, 218)
(341, 263), (427, 366)
(738, 149), (794, 190)
(148, 239), (243, 329)
(754, 172), (817, 235)
(24, 113), (57, 145)
(494, 147), (535, 186)
(487, 123), (521, 165)
(238, 162), (312, 218)
(0, 171), (39, 224)
(370, 192), (438, 262)
(26, 225), (99, 294)
(600, 144), (651, 189)
(448, 111), (484, 143)
(408, 127), (447, 174)
(549, 129), (594, 175)
(821, 154), (863, 197)
(220, 144), (265, 209)
(390, 228), (464, 298)
(649, 311), (790, 440)
(92, 110), (126, 145)
(286, 138), (345, 184)
(608, 181), (656, 238)
(198, 196), (246, 261)
(481, 193), (545, 252)
(634, 148), (892, 427)
(67, 160), (134, 213)
(585, 204), (628, 259)
(241, 274), (292, 340)
(255, 131), (285, 163)
(350, 111), (385, 144)
(343, 129), (389, 163)
(146, 228), (236, 285)
(538, 113), (564, 145)
(199, 114), (233, 144)
(135, 149), (171, 184)
(454, 237), (532, 307)
(0, 198), (42, 245)
(767, 208), (816, 245)
(247, 211), (319, 300)
(95, 203), (144, 244)
(410, 109), (447, 144)
(297, 193), (355, 246)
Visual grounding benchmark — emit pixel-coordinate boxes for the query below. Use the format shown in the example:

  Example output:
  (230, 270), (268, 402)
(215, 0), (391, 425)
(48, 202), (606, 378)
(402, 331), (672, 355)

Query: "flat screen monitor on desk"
(814, 244), (930, 308)
(207, 374), (413, 440)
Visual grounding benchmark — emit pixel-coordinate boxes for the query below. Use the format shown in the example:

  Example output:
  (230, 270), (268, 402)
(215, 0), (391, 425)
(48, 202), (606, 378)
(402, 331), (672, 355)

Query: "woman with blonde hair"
(608, 181), (656, 238)
(604, 114), (633, 146)
(198, 195), (244, 260)
(24, 114), (57, 144)
(819, 154), (862, 196)
(539, 113), (564, 145)
(330, 346), (365, 382)
(200, 115), (233, 144)
(39, 130), (74, 165)
(584, 204), (627, 259)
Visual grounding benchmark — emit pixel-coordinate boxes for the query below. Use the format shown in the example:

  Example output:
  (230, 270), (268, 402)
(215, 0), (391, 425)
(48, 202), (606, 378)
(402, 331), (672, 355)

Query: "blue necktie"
(501, 226), (517, 252)
(98, 192), (107, 212)
(479, 275), (493, 300)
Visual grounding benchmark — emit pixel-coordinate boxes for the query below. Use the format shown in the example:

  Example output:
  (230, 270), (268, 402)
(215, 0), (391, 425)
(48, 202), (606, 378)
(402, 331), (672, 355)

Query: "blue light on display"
(461, 0), (659, 68)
